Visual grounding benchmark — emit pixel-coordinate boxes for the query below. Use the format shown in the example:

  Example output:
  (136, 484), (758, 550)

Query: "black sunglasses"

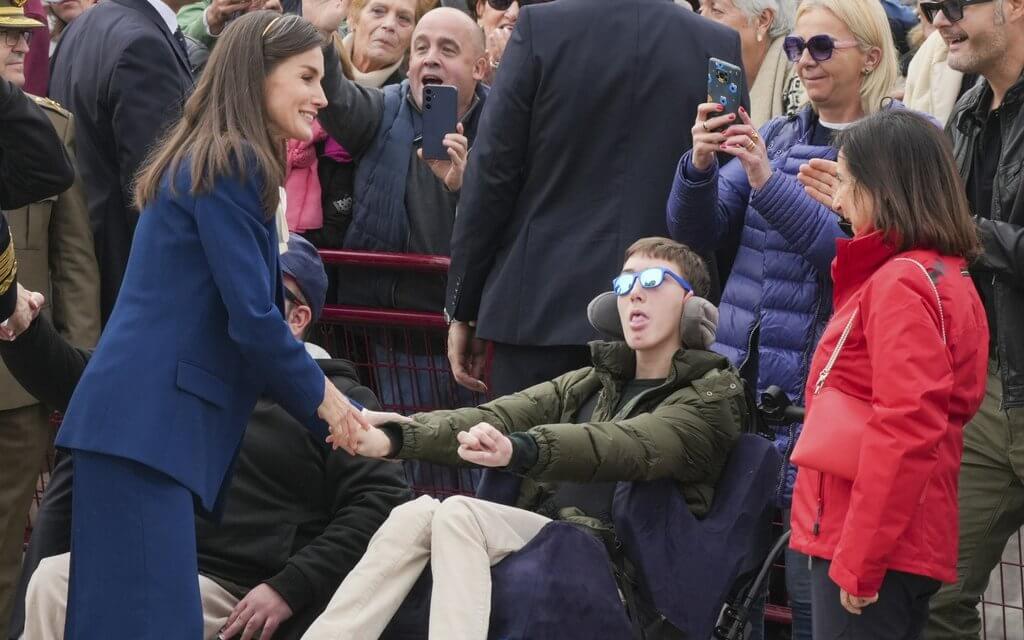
(919, 0), (993, 24)
(486, 0), (552, 12)
(783, 34), (861, 63)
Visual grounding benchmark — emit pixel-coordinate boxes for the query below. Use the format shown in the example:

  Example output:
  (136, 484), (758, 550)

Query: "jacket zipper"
(813, 473), (824, 537)
(737, 320), (760, 379)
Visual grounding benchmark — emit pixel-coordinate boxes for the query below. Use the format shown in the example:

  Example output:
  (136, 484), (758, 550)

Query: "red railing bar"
(764, 604), (793, 625)
(320, 305), (448, 330)
(318, 249), (451, 273)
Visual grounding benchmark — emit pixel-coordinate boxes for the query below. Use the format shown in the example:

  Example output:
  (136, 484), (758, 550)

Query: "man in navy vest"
(318, 6), (488, 412)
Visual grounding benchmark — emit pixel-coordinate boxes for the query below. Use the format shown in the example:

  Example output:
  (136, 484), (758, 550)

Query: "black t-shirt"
(808, 116), (842, 147)
(537, 378), (665, 524)
(968, 103), (1002, 349)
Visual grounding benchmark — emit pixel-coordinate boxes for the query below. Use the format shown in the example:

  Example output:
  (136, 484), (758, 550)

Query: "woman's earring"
(862, 68), (871, 76)
(756, 32), (764, 43)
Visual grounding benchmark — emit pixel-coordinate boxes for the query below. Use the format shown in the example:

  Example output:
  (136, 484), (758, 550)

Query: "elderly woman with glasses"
(667, 0), (912, 636)
(698, 0), (803, 126)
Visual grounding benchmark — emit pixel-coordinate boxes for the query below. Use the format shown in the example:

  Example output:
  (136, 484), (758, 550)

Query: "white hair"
(732, 0), (796, 40)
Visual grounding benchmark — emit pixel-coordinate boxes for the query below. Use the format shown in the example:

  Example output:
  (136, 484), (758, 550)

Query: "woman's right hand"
(691, 102), (738, 172)
(319, 377), (371, 453)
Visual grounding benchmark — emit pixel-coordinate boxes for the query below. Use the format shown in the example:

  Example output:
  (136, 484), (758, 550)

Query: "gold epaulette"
(30, 95), (71, 119)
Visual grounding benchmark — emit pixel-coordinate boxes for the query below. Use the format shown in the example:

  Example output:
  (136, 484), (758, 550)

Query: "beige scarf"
(749, 36), (799, 127)
(343, 33), (402, 89)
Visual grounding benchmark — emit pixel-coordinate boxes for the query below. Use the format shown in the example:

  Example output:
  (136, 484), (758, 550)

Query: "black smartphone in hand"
(422, 84), (458, 161)
(707, 57), (744, 119)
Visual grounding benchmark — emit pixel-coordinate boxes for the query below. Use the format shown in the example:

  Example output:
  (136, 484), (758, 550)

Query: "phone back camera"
(426, 103), (432, 109)
(716, 71), (729, 83)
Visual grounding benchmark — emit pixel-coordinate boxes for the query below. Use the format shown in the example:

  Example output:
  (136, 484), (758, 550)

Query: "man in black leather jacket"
(925, 1), (1024, 637)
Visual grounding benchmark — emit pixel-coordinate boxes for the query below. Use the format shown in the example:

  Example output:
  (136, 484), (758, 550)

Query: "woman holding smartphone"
(54, 12), (368, 638)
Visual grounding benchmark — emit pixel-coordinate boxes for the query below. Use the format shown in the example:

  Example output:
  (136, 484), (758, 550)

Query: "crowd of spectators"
(0, 0), (1021, 637)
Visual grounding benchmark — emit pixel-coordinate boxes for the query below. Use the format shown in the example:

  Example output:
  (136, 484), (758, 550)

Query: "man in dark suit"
(444, 0), (745, 396)
(49, 0), (193, 322)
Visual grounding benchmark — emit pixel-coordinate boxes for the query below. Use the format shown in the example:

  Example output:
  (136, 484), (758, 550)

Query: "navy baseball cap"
(280, 233), (328, 323)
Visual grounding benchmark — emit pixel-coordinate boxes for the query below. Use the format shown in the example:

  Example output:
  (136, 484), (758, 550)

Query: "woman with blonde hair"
(668, 0), (904, 636)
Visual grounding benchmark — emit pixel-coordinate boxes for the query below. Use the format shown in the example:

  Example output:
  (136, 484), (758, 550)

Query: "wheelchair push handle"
(759, 385), (805, 424)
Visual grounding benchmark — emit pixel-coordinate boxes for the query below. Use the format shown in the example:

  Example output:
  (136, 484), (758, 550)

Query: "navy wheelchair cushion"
(612, 434), (781, 639)
(488, 521), (633, 640)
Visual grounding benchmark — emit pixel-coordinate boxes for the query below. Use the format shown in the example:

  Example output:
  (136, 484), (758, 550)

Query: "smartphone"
(707, 57), (744, 119)
(421, 84), (458, 161)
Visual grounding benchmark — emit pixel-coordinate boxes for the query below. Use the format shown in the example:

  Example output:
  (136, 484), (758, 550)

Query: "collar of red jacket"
(831, 229), (901, 307)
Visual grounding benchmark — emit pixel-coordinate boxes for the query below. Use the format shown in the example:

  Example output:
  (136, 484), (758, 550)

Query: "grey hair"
(732, 0), (796, 40)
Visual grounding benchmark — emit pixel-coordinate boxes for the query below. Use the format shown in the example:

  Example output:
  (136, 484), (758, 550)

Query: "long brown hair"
(834, 109), (981, 259)
(134, 11), (323, 217)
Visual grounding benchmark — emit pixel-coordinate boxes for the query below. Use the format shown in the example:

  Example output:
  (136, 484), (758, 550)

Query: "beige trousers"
(301, 494), (551, 640)
(0, 404), (52, 631)
(24, 552), (241, 639)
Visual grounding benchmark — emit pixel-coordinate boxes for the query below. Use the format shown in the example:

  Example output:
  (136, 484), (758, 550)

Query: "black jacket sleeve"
(0, 314), (90, 412)
(0, 79), (75, 210)
(317, 43), (385, 159)
(444, 7), (539, 321)
(263, 376), (411, 613)
(975, 217), (1024, 284)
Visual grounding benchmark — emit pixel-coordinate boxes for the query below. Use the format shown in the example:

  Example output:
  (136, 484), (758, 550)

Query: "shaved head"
(415, 6), (486, 56)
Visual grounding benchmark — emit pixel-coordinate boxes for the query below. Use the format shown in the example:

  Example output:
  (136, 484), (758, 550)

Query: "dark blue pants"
(65, 450), (202, 639)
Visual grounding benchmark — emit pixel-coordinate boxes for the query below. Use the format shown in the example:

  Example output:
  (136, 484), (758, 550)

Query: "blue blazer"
(56, 161), (326, 512)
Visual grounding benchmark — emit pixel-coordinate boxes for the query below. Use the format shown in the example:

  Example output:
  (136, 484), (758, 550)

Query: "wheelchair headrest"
(586, 292), (719, 350)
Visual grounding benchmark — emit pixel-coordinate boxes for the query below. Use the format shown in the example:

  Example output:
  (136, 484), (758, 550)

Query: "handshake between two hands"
(320, 403), (513, 468)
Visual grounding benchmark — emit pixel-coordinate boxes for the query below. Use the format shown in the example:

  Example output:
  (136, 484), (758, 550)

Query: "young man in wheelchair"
(302, 237), (752, 640)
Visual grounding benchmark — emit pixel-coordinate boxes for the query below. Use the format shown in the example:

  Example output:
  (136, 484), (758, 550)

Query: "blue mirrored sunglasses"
(612, 267), (692, 297)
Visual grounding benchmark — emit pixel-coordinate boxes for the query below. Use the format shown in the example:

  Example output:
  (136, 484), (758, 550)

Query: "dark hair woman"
(788, 109), (989, 639)
(55, 12), (369, 638)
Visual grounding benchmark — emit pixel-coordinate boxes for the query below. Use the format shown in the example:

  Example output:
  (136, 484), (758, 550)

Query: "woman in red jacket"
(789, 109), (989, 639)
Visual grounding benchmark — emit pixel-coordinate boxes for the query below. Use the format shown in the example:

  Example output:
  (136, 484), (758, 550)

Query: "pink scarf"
(285, 120), (354, 233)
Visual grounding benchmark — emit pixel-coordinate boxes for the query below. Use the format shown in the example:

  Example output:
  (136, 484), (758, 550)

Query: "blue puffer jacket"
(667, 105), (844, 505)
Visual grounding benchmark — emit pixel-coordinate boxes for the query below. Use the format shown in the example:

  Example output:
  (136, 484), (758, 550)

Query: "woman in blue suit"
(54, 12), (368, 638)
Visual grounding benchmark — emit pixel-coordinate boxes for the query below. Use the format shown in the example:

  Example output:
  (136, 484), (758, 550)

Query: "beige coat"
(1, 96), (100, 410)
(904, 31), (965, 127)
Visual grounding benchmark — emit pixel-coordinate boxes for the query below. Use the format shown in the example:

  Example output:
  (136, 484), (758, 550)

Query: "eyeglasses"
(783, 35), (861, 63)
(485, 0), (552, 13)
(283, 287), (306, 308)
(919, 0), (993, 24)
(612, 268), (692, 297)
(1, 29), (32, 48)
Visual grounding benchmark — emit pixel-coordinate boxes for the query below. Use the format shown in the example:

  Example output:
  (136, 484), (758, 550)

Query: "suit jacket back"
(448, 0), (744, 345)
(49, 0), (192, 322)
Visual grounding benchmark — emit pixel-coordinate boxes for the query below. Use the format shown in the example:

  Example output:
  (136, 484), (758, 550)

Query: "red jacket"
(789, 231), (988, 597)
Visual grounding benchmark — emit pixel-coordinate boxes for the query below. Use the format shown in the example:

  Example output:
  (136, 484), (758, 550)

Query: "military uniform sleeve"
(0, 215), (16, 321)
(0, 79), (74, 210)
(46, 109), (101, 348)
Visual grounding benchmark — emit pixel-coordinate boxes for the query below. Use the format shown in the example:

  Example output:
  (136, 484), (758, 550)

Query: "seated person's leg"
(25, 553), (252, 640)
(303, 495), (442, 640)
(428, 496), (551, 640)
(23, 553), (69, 640)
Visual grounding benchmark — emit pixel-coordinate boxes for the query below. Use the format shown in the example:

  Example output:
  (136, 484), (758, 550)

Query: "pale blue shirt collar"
(147, 0), (180, 35)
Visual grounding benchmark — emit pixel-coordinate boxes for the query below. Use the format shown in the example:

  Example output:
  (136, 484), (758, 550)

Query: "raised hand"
(718, 106), (772, 189)
(797, 158), (839, 209)
(418, 123), (469, 192)
(456, 422), (512, 468)
(691, 102), (738, 172)
(218, 583), (293, 640)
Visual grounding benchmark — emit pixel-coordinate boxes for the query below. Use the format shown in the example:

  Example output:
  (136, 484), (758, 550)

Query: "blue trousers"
(65, 450), (202, 639)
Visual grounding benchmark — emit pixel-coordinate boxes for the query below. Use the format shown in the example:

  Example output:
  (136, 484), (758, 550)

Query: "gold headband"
(262, 16), (282, 38)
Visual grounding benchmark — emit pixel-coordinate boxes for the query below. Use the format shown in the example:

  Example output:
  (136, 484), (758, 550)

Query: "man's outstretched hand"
(0, 285), (44, 341)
